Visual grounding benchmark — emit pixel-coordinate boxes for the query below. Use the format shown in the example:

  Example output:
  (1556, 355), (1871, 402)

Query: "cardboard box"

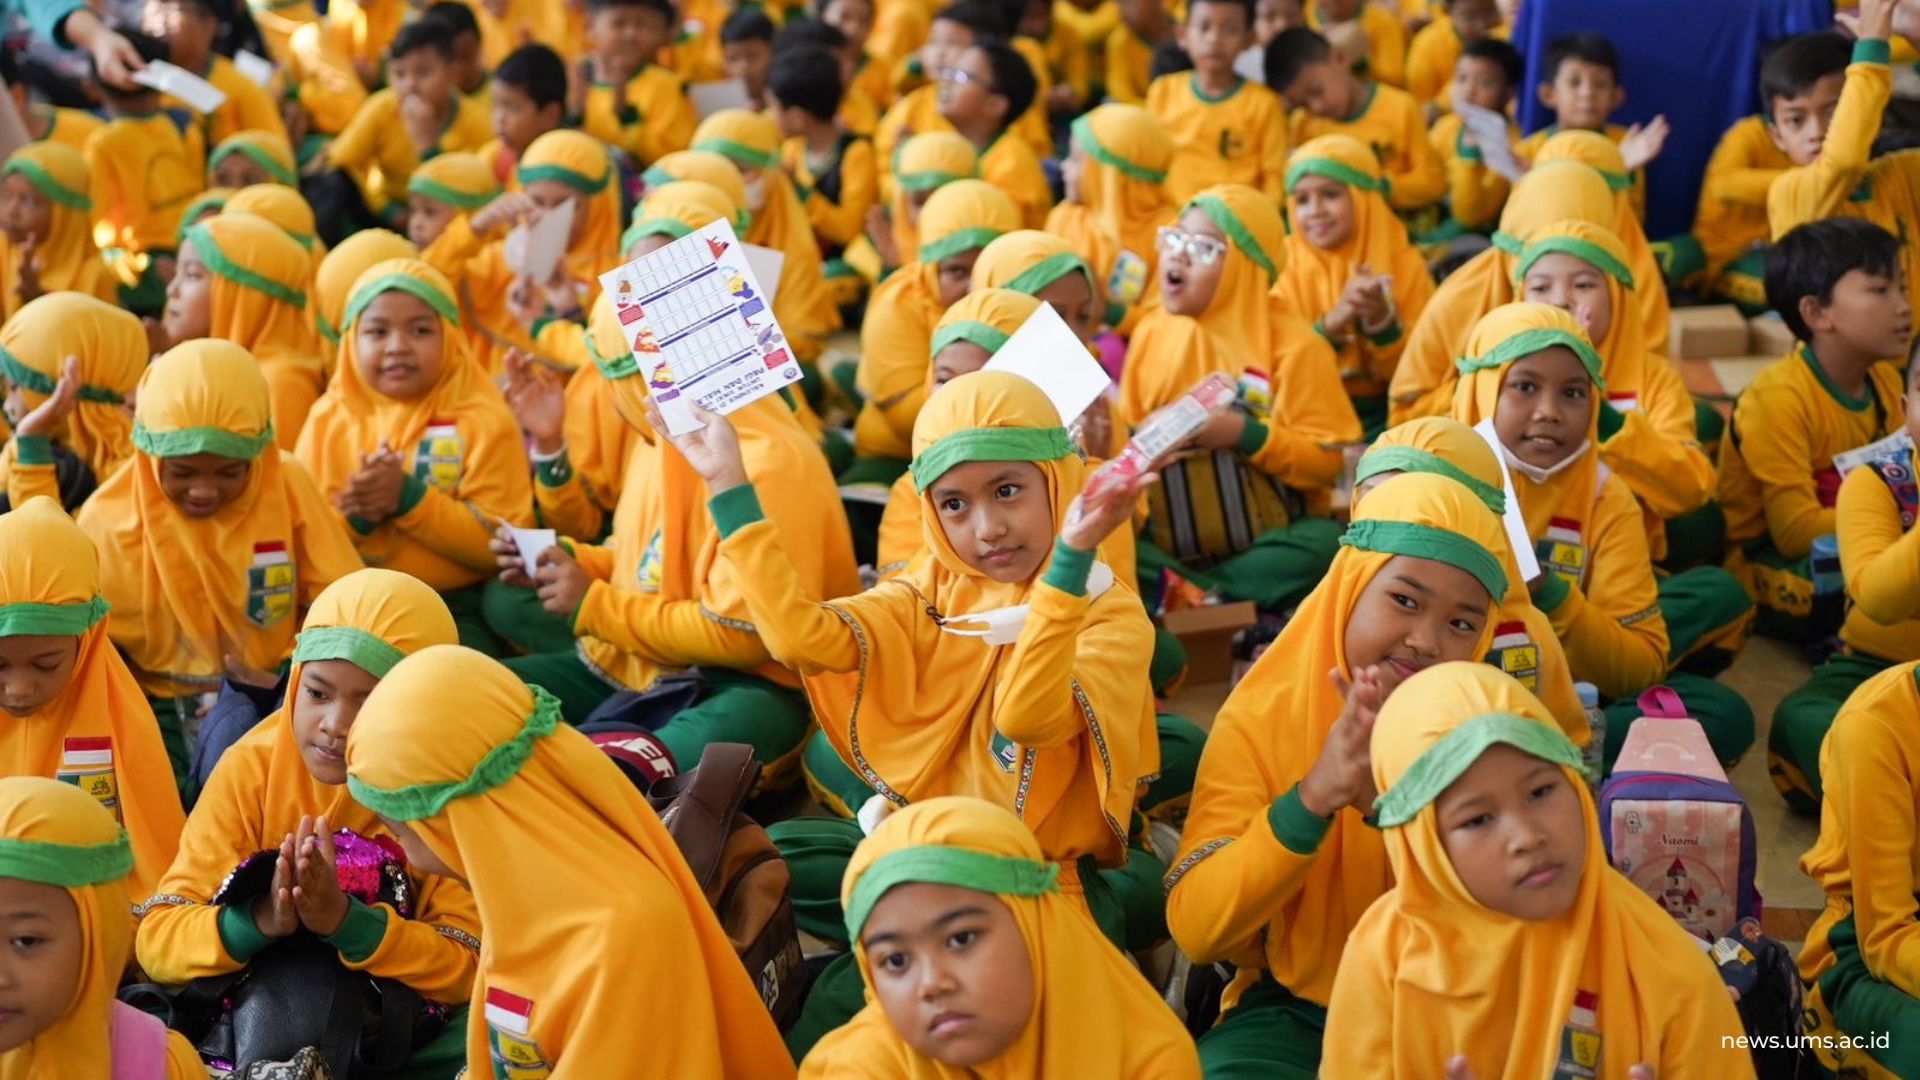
(1746, 314), (1796, 358)
(1161, 600), (1257, 685)
(1669, 305), (1750, 360)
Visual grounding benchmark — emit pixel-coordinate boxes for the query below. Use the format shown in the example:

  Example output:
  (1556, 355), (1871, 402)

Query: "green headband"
(1070, 115), (1167, 184)
(210, 142), (298, 187)
(0, 159), (90, 211)
(1002, 252), (1092, 298)
(1455, 327), (1606, 389)
(0, 347), (126, 405)
(587, 327), (640, 380)
(409, 176), (499, 211)
(1372, 712), (1583, 827)
(346, 685), (563, 821)
(898, 166), (973, 191)
(517, 161), (610, 195)
(292, 626), (406, 679)
(692, 137), (778, 171)
(132, 422), (274, 461)
(920, 226), (1005, 265)
(1595, 166), (1633, 192)
(0, 596), (109, 638)
(1490, 230), (1523, 256)
(177, 193), (230, 241)
(622, 217), (693, 254)
(1340, 519), (1509, 600)
(316, 311), (341, 347)
(637, 168), (753, 232)
(910, 426), (1074, 494)
(0, 831), (134, 888)
(341, 272), (463, 333)
(844, 845), (1059, 942)
(1186, 194), (1276, 284)
(930, 320), (1010, 358)
(1512, 236), (1636, 291)
(1285, 156), (1387, 196)
(1355, 447), (1506, 515)
(183, 223), (308, 309)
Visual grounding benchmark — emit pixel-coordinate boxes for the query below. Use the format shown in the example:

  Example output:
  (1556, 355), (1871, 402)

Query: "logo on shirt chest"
(1552, 990), (1602, 1078)
(1236, 367), (1272, 415)
(56, 737), (120, 822)
(246, 541), (296, 628)
(1484, 621), (1539, 692)
(1216, 127), (1246, 160)
(1537, 518), (1587, 588)
(414, 420), (465, 493)
(485, 988), (551, 1080)
(635, 529), (664, 593)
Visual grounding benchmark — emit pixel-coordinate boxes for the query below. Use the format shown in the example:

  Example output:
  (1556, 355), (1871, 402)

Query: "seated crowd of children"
(4, 0), (1920, 1071)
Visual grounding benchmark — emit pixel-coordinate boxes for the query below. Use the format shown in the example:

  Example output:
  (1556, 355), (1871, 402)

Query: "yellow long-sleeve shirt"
(1694, 115), (1791, 279)
(1531, 470), (1671, 700)
(1037, 20), (1091, 110)
(1103, 25), (1156, 105)
(1767, 39), (1920, 317)
(134, 723), (480, 1002)
(1146, 74), (1290, 204)
(34, 105), (102, 152)
(1600, 365), (1718, 524)
(166, 54), (289, 153)
(852, 271), (942, 461)
(874, 85), (947, 203)
(1835, 459), (1920, 662)
(1055, 0), (1119, 91)
(1718, 346), (1905, 557)
(326, 89), (492, 215)
(1516, 122), (1646, 219)
(84, 113), (202, 258)
(1427, 111), (1513, 228)
(1291, 82), (1445, 211)
(980, 131), (1053, 229)
(784, 133), (880, 251)
(580, 66), (697, 170)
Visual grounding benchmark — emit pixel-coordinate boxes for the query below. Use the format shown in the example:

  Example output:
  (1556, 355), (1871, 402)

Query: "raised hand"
(10, 356), (80, 439)
(291, 815), (349, 937)
(641, 398), (749, 494)
(251, 832), (301, 939)
(1061, 465), (1156, 553)
(399, 92), (440, 154)
(503, 350), (567, 454)
(1299, 664), (1403, 817)
(1619, 115), (1670, 172)
(470, 192), (540, 236)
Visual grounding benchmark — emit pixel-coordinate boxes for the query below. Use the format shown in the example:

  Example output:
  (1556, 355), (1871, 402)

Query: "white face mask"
(1500, 439), (1592, 484)
(936, 563), (1116, 646)
(743, 177), (767, 212)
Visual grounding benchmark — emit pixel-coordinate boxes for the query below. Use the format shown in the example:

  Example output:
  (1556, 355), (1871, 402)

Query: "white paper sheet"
(1453, 94), (1526, 182)
(509, 527), (557, 567)
(1472, 418), (1543, 583)
(234, 50), (276, 89)
(983, 304), (1110, 427)
(689, 79), (753, 119)
(1834, 429), (1914, 479)
(597, 217), (800, 435)
(505, 199), (575, 284)
(132, 61), (227, 114)
(743, 243), (784, 307)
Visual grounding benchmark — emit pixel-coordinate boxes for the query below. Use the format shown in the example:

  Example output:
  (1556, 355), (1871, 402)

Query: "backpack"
(590, 733), (807, 1032)
(1598, 686), (1762, 941)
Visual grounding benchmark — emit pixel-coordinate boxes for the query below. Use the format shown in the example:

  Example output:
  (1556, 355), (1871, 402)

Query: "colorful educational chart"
(597, 218), (801, 435)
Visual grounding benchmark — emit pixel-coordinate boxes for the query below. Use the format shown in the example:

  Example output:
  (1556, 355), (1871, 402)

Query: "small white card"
(234, 49), (276, 89)
(743, 243), (784, 307)
(1473, 418), (1543, 583)
(983, 304), (1111, 428)
(505, 199), (575, 284)
(133, 61), (228, 114)
(1834, 429), (1914, 479)
(689, 79), (753, 119)
(509, 527), (557, 567)
(1453, 94), (1527, 182)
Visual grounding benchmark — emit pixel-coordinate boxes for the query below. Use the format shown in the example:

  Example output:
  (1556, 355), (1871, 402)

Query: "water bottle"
(1576, 681), (1605, 789)
(1810, 533), (1843, 639)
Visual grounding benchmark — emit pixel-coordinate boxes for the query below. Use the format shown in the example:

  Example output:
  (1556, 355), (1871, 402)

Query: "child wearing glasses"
(1121, 183), (1361, 613)
(937, 39), (1052, 227)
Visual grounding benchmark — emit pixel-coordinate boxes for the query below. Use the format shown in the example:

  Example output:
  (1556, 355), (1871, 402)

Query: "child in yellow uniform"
(1147, 0), (1288, 203)
(846, 130), (978, 290)
(406, 152), (501, 252)
(1267, 28), (1445, 212)
(1104, 0), (1170, 105)
(295, 259), (533, 654)
(0, 777), (207, 1078)
(872, 1), (1006, 195)
(772, 43), (880, 301)
(1426, 38), (1521, 231)
(1275, 135), (1435, 436)
(1047, 104), (1175, 332)
(226, 184), (328, 286)
(1323, 662), (1755, 1080)
(343, 646), (796, 1078)
(1670, 113), (1791, 310)
(935, 40), (1052, 228)
(403, 153), (507, 361)
(1167, 472), (1511, 1075)
(1017, 0), (1089, 122)
(1530, 130), (1669, 348)
(0, 499), (184, 902)
(168, 214), (327, 451)
(312, 228), (416, 357)
(577, 0), (697, 170)
(1306, 0), (1406, 87)
(1721, 219), (1910, 648)
(74, 341), (363, 790)
(1124, 184), (1361, 611)
(1402, 0), (1500, 110)
(144, 0), (290, 150)
(800, 798), (1201, 1079)
(0, 294), (145, 512)
(817, 0), (896, 112)
(136, 569), (478, 1075)
(1797, 660), (1920, 1077)
(0, 143), (116, 321)
(1451, 302), (1754, 767)
(1514, 32), (1659, 221)
(477, 45), (568, 189)
(209, 131), (300, 190)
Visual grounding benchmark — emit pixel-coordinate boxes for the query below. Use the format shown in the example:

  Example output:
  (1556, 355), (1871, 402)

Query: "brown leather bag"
(644, 742), (806, 1032)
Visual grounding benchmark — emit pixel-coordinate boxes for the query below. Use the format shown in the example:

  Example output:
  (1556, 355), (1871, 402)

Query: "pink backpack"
(109, 1000), (168, 1080)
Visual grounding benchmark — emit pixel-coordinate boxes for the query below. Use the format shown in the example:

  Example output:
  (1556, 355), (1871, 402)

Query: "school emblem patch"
(635, 529), (664, 593)
(414, 420), (464, 492)
(1552, 990), (1602, 1078)
(988, 730), (1019, 773)
(246, 541), (295, 628)
(486, 988), (551, 1080)
(56, 737), (119, 822)
(1107, 249), (1149, 306)
(1485, 621), (1539, 692)
(1236, 367), (1273, 415)
(1539, 517), (1587, 587)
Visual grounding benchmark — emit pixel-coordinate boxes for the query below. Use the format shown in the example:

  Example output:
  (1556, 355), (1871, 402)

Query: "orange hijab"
(183, 213), (326, 449)
(0, 142), (114, 319)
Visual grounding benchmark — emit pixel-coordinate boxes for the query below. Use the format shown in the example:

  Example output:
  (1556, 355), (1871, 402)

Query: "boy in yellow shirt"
(142, 0), (290, 150)
(1015, 0), (1089, 122)
(720, 8), (776, 113)
(574, 0), (697, 169)
(873, 1), (1009, 194)
(1268, 27), (1444, 212)
(1515, 31), (1666, 220)
(425, 1), (492, 108)
(478, 44), (569, 186)
(1426, 37), (1520, 231)
(1306, 0), (1405, 87)
(1146, 0), (1288, 202)
(939, 38), (1051, 227)
(772, 43), (878, 309)
(1104, 0), (1171, 104)
(1720, 219), (1911, 653)
(1404, 0), (1500, 112)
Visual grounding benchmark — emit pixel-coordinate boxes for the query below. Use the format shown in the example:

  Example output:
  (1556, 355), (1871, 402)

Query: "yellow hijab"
(208, 130), (299, 187)
(0, 292), (145, 485)
(178, 188), (234, 236)
(802, 797), (1201, 1079)
(75, 340), (357, 696)
(0, 142), (113, 320)
(1532, 131), (1669, 353)
(408, 152), (502, 215)
(1049, 103), (1174, 314)
(184, 212), (325, 449)
(1511, 219), (1658, 407)
(889, 131), (979, 267)
(622, 180), (741, 253)
(640, 150), (752, 233)
(225, 184), (327, 283)
(0, 499), (182, 901)
(0, 777), (202, 1079)
(969, 229), (1100, 309)
(343, 645), (796, 1078)
(815, 371), (1158, 879)
(1177, 472), (1510, 1007)
(313, 227), (414, 352)
(517, 130), (623, 285)
(1323, 662), (1750, 1079)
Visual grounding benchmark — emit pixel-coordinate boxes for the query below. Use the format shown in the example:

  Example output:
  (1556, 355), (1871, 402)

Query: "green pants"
(1744, 541), (1838, 644)
(1817, 913), (1920, 1077)
(1151, 625), (1190, 698)
(1600, 671), (1754, 771)
(396, 1007), (468, 1079)
(1653, 233), (1707, 292)
(1770, 650), (1892, 814)
(499, 651), (811, 770)
(821, 427), (854, 477)
(1714, 247), (1770, 315)
(1659, 564), (1753, 673)
(836, 455), (909, 567)
(440, 582), (509, 658)
(1349, 393), (1388, 443)
(827, 355), (864, 412)
(148, 694), (198, 801)
(1138, 517), (1343, 614)
(1196, 977), (1326, 1079)
(479, 579), (579, 657)
(115, 256), (172, 318)
(1693, 398), (1726, 457)
(1661, 499), (1727, 573)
